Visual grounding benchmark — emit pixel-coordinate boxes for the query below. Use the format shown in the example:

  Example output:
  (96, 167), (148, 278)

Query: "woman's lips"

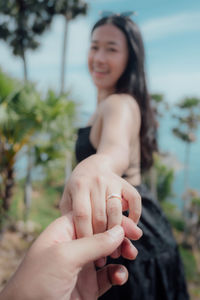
(93, 70), (108, 77)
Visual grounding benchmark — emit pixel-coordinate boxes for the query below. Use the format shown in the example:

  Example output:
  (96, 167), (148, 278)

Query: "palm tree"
(0, 72), (42, 213)
(172, 97), (200, 189)
(0, 0), (54, 81)
(172, 97), (200, 245)
(148, 94), (169, 200)
(0, 69), (76, 226)
(52, 0), (88, 94)
(151, 93), (169, 118)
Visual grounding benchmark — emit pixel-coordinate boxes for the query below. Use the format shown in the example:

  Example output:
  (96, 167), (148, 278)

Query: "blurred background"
(0, 0), (200, 298)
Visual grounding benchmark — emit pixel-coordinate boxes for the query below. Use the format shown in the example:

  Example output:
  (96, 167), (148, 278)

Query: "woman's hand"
(60, 154), (142, 261)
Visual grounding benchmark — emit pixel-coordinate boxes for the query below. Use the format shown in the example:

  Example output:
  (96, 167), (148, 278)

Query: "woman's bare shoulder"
(100, 93), (141, 121)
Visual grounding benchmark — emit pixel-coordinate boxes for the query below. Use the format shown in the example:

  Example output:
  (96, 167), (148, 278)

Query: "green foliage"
(0, 0), (53, 57)
(0, 1), (88, 80)
(191, 196), (200, 207)
(172, 128), (195, 143)
(0, 68), (20, 102)
(172, 97), (200, 144)
(161, 201), (185, 232)
(31, 89), (77, 167)
(53, 0), (88, 19)
(151, 93), (164, 104)
(179, 246), (199, 281)
(150, 93), (169, 118)
(178, 97), (200, 109)
(0, 84), (42, 148)
(8, 180), (61, 231)
(172, 96), (200, 204)
(154, 156), (174, 202)
(184, 190), (200, 248)
(0, 69), (76, 222)
(29, 184), (60, 231)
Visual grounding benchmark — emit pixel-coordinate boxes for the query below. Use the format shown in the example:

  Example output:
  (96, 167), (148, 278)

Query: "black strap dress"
(75, 126), (189, 300)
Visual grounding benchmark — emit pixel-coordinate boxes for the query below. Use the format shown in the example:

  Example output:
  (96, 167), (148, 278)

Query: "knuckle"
(107, 202), (120, 216)
(134, 209), (141, 220)
(135, 194), (142, 212)
(133, 190), (141, 203)
(74, 209), (90, 221)
(94, 174), (104, 186)
(71, 177), (85, 190)
(94, 211), (106, 227)
(136, 193), (142, 203)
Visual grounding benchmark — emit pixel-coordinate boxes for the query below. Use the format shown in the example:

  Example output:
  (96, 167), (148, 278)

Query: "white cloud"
(141, 11), (200, 42)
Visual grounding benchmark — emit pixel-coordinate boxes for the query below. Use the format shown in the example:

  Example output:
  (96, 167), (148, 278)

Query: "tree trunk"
(22, 50), (28, 82)
(60, 17), (69, 95)
(24, 148), (32, 219)
(0, 167), (14, 234)
(2, 168), (15, 211)
(184, 142), (190, 190)
(182, 142), (191, 246)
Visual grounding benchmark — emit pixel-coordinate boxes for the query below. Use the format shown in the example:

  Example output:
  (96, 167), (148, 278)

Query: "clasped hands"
(60, 155), (142, 266)
(0, 156), (142, 300)
(1, 214), (130, 300)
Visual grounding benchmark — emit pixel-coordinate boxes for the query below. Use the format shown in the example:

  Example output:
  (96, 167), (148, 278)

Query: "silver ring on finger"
(106, 193), (122, 202)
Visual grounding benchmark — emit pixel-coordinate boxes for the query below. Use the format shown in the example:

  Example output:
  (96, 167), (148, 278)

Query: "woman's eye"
(91, 45), (98, 50)
(108, 48), (117, 52)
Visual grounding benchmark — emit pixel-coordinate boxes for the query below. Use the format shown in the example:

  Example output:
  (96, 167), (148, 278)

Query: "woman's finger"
(59, 185), (72, 215)
(110, 216), (143, 259)
(121, 180), (142, 224)
(106, 189), (123, 230)
(91, 178), (108, 268)
(91, 176), (107, 234)
(71, 182), (93, 238)
(106, 188), (123, 259)
(122, 215), (143, 240)
(121, 237), (138, 260)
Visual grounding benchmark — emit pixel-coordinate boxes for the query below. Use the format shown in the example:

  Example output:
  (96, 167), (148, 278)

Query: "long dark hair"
(92, 16), (158, 171)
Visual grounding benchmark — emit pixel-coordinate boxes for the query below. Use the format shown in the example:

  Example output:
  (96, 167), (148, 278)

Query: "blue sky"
(0, 0), (200, 115)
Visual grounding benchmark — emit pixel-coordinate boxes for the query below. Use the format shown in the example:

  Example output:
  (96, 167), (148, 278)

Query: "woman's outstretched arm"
(60, 94), (142, 260)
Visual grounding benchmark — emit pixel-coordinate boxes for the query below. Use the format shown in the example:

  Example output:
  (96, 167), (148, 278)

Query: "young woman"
(60, 14), (189, 300)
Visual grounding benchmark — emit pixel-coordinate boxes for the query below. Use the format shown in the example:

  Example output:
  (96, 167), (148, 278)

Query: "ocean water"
(157, 106), (200, 208)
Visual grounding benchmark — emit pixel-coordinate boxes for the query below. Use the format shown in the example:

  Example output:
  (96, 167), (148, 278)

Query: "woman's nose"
(94, 49), (106, 63)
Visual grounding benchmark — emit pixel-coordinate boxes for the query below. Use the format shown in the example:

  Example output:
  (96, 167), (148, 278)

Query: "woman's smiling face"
(88, 24), (129, 92)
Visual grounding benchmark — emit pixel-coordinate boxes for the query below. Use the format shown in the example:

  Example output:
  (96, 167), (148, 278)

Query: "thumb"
(67, 225), (125, 268)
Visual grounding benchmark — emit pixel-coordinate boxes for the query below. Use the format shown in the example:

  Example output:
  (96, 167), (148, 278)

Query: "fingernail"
(107, 225), (124, 239)
(136, 226), (143, 237)
(117, 266), (126, 280)
(96, 257), (106, 267)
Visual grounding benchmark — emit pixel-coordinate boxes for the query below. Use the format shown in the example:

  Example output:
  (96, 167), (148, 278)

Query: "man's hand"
(0, 213), (134, 300)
